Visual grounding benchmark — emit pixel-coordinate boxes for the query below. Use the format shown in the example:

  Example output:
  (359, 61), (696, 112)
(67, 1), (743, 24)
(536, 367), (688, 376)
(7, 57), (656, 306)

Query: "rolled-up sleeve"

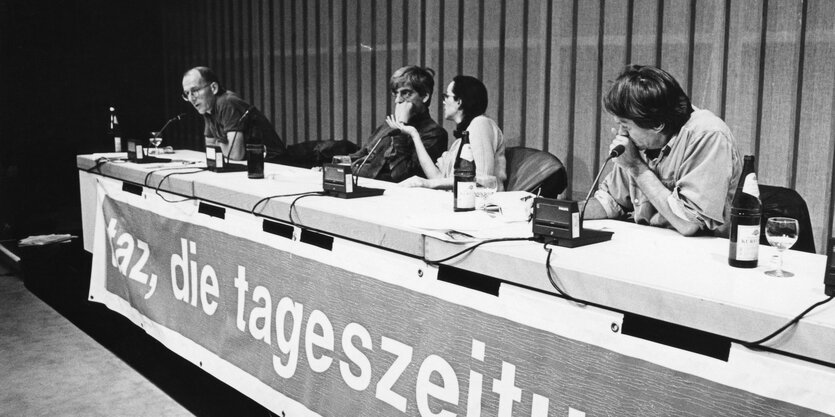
(668, 130), (737, 230)
(595, 166), (632, 219)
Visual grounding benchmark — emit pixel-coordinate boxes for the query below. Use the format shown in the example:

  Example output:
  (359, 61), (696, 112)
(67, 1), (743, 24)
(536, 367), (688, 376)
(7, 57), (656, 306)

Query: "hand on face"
(609, 126), (642, 171)
(385, 115), (418, 138)
(394, 101), (415, 123)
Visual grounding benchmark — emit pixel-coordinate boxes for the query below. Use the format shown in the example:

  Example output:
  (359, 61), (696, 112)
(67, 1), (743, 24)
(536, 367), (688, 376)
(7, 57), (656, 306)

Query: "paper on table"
(18, 234), (77, 246)
(406, 210), (533, 242)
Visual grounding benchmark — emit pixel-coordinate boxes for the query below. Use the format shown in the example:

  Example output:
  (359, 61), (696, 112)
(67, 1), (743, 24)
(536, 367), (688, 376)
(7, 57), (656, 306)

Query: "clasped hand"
(608, 127), (644, 174)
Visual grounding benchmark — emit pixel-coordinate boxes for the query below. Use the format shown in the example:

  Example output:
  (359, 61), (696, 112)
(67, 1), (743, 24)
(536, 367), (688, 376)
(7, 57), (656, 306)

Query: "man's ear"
(422, 93), (431, 104)
(210, 82), (219, 94)
(652, 123), (665, 133)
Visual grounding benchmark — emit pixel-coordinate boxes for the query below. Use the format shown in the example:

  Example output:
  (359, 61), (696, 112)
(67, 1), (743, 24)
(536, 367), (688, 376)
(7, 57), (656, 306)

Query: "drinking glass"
(474, 175), (498, 210)
(149, 131), (162, 155)
(764, 217), (799, 277)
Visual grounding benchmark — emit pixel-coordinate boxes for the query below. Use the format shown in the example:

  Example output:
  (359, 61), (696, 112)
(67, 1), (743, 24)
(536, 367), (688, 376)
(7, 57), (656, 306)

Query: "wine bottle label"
(456, 180), (476, 209)
(735, 224), (760, 261)
(742, 173), (759, 197)
(460, 144), (474, 162)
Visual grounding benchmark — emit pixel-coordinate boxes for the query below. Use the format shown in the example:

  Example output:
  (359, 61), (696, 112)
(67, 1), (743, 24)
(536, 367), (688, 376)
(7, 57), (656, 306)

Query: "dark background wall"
(159, 0), (835, 254)
(1, 0), (166, 238)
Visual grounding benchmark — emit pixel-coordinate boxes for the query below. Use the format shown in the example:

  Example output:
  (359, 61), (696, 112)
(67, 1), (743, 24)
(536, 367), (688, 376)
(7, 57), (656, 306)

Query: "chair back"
(504, 147), (567, 198)
(758, 184), (815, 253)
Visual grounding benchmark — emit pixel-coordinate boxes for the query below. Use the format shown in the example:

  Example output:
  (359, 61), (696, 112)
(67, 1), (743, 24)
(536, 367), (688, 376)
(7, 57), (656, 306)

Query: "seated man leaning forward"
(182, 66), (286, 162)
(583, 64), (741, 236)
(349, 66), (448, 183)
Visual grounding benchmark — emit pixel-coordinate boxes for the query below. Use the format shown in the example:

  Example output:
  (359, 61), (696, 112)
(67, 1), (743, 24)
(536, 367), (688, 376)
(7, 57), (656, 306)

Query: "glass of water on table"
(475, 175), (498, 210)
(148, 131), (162, 155)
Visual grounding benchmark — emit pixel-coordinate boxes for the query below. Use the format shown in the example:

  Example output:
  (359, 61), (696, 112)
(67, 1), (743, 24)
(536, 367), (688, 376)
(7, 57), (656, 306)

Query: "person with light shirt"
(182, 66), (285, 162)
(583, 64), (742, 236)
(393, 75), (506, 190)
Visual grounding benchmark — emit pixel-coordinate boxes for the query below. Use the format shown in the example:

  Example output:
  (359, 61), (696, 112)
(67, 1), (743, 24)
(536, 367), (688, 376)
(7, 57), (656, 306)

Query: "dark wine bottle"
(728, 155), (761, 268)
(453, 131), (476, 212)
(109, 106), (122, 152)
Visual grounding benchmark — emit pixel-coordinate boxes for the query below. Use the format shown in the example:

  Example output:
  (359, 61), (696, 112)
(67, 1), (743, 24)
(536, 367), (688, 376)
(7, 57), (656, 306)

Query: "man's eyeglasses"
(182, 84), (211, 101)
(391, 88), (417, 100)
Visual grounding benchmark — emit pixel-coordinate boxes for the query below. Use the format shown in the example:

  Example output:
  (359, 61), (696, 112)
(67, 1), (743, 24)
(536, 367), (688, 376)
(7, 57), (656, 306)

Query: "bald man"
(182, 66), (285, 161)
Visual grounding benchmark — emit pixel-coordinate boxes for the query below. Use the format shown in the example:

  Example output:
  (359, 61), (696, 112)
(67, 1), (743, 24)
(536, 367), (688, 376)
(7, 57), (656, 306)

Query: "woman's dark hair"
(603, 64), (692, 137)
(451, 75), (488, 132)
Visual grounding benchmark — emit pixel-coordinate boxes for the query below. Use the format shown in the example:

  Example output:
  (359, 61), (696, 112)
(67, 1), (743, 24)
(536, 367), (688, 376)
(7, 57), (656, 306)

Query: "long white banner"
(88, 177), (834, 416)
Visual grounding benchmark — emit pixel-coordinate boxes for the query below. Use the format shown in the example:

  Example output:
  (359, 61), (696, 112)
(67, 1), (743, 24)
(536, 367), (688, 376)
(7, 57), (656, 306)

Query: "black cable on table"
(143, 163), (203, 187)
(741, 295), (834, 349)
(250, 191), (325, 217)
(85, 157), (111, 173)
(423, 237), (537, 264)
(153, 168), (207, 203)
(542, 239), (588, 303)
(288, 192), (327, 226)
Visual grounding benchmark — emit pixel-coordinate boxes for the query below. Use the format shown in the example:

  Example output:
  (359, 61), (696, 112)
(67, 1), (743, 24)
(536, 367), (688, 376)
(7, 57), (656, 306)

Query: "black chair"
(504, 146), (567, 198)
(280, 139), (359, 168)
(759, 184), (815, 253)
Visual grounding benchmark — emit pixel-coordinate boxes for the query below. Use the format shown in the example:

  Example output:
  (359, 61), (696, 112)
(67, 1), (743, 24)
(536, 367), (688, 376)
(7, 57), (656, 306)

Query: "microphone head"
(609, 144), (626, 158)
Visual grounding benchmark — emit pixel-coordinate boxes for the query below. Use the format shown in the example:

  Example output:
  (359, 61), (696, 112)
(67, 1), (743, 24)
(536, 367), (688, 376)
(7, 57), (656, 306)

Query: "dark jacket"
(350, 111), (447, 182)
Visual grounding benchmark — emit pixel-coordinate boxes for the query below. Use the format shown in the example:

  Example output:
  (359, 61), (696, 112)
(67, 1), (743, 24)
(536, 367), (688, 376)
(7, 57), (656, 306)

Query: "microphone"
(225, 107), (254, 162)
(352, 128), (400, 186)
(153, 112), (186, 141)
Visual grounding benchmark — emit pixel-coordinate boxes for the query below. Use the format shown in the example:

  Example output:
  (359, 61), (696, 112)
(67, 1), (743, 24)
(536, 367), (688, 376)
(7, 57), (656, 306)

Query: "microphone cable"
(423, 236), (537, 264)
(86, 156), (112, 173)
(143, 163), (202, 187)
(288, 192), (328, 226)
(152, 168), (207, 203)
(250, 191), (326, 217)
(542, 239), (587, 304)
(740, 295), (834, 350)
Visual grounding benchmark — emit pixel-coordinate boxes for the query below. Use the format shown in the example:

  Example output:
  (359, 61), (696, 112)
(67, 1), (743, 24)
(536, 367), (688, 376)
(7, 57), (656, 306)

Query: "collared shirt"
(594, 109), (742, 235)
(203, 91), (286, 161)
(350, 110), (448, 182)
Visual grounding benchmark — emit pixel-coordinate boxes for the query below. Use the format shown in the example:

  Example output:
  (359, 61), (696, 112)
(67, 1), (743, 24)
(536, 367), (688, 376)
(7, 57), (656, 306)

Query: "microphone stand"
(151, 113), (186, 154)
(224, 107), (253, 163)
(352, 128), (398, 186)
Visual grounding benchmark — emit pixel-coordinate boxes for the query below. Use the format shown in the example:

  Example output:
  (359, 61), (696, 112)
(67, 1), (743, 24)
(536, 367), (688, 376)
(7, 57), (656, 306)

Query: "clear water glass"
(475, 175), (498, 210)
(764, 217), (799, 278)
(149, 131), (162, 155)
